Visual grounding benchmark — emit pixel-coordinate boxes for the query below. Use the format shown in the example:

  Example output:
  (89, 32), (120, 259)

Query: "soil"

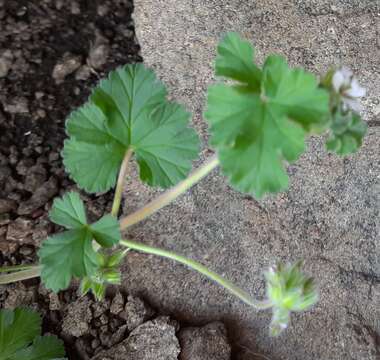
(0, 0), (140, 258)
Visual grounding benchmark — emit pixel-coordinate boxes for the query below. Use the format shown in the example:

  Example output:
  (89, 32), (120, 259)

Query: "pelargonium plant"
(0, 33), (367, 336)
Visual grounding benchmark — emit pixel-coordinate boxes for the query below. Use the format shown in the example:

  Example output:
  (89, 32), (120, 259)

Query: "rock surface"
(121, 295), (155, 331)
(123, 1), (380, 359)
(93, 316), (180, 360)
(62, 296), (93, 337)
(179, 321), (231, 360)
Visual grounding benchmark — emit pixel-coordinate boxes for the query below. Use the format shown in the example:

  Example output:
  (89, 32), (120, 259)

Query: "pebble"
(97, 4), (109, 16)
(24, 164), (47, 192)
(87, 31), (110, 70)
(75, 65), (92, 81)
(34, 91), (44, 100)
(91, 299), (111, 318)
(49, 292), (61, 311)
(3, 97), (29, 114)
(36, 109), (46, 119)
(6, 217), (34, 243)
(48, 152), (60, 162)
(16, 158), (34, 176)
(62, 297), (92, 337)
(18, 245), (34, 256)
(178, 322), (231, 360)
(52, 53), (82, 84)
(0, 198), (17, 214)
(70, 1), (81, 15)
(110, 291), (125, 315)
(91, 338), (100, 350)
(17, 176), (58, 216)
(0, 50), (13, 78)
(121, 295), (155, 331)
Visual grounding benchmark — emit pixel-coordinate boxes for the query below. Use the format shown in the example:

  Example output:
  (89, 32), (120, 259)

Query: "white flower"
(332, 67), (366, 112)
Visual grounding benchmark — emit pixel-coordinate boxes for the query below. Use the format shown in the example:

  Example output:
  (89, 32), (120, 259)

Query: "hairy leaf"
(91, 214), (121, 248)
(326, 111), (367, 155)
(39, 193), (121, 292)
(49, 192), (86, 229)
(64, 63), (199, 193)
(206, 34), (329, 197)
(133, 102), (199, 188)
(215, 32), (262, 90)
(39, 229), (97, 292)
(0, 308), (40, 359)
(8, 336), (65, 360)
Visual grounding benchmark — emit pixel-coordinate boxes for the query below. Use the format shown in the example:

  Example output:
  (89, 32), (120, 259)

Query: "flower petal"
(346, 79), (366, 98)
(332, 70), (345, 92)
(343, 97), (363, 112)
(341, 67), (353, 81)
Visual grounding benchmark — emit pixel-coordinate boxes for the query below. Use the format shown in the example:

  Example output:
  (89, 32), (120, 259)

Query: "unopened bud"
(265, 261), (318, 336)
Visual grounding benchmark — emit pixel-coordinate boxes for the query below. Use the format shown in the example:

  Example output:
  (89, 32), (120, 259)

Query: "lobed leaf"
(206, 34), (329, 198)
(63, 63), (199, 193)
(0, 308), (41, 359)
(215, 32), (262, 90)
(8, 336), (65, 360)
(39, 193), (121, 292)
(49, 192), (87, 229)
(133, 102), (199, 188)
(91, 214), (121, 248)
(39, 229), (97, 292)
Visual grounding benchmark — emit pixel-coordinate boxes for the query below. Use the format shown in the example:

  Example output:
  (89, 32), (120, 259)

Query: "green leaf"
(0, 308), (41, 359)
(91, 63), (167, 145)
(63, 139), (125, 194)
(39, 192), (121, 292)
(215, 32), (262, 90)
(49, 192), (86, 229)
(206, 34), (329, 198)
(326, 111), (367, 155)
(38, 229), (98, 292)
(9, 336), (65, 360)
(133, 102), (199, 187)
(63, 63), (199, 193)
(90, 214), (121, 248)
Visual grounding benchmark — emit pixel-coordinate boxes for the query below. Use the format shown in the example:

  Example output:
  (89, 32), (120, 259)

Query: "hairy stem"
(120, 155), (219, 229)
(0, 264), (37, 273)
(112, 148), (133, 216)
(120, 239), (271, 310)
(0, 266), (41, 285)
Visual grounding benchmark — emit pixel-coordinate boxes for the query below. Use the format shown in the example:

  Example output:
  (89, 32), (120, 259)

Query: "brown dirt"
(0, 0), (140, 258)
(0, 0), (141, 357)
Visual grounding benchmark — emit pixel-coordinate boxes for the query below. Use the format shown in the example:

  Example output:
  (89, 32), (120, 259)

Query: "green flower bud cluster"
(320, 67), (367, 155)
(265, 261), (318, 336)
(80, 250), (126, 300)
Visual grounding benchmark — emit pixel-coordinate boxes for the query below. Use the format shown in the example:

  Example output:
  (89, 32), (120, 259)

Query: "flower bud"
(102, 269), (121, 285)
(265, 261), (318, 335)
(105, 251), (126, 267)
(322, 67), (366, 113)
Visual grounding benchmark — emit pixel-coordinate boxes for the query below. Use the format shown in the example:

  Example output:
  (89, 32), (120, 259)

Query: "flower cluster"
(332, 67), (366, 112)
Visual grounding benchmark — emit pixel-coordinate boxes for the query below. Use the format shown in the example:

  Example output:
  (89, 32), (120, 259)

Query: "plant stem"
(0, 266), (41, 285)
(120, 155), (220, 229)
(120, 239), (272, 310)
(112, 148), (133, 216)
(0, 264), (37, 273)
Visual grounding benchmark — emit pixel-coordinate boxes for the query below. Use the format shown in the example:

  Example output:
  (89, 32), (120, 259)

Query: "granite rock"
(124, 1), (380, 359)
